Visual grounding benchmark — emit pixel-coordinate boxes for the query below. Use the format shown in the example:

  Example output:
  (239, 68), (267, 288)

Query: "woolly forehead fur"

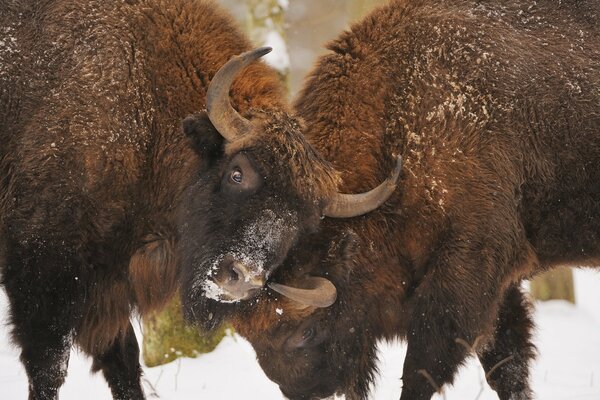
(232, 296), (317, 337)
(225, 109), (342, 203)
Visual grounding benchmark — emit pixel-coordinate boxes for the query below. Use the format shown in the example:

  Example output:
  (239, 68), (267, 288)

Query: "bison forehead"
(233, 297), (317, 338)
(224, 109), (342, 203)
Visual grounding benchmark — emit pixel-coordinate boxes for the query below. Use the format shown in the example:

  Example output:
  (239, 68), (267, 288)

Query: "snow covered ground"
(1, 269), (599, 399)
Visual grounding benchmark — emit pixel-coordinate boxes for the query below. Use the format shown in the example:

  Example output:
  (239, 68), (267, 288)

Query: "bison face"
(253, 313), (341, 400)
(178, 48), (401, 328)
(249, 308), (377, 400)
(234, 231), (378, 400)
(178, 111), (327, 326)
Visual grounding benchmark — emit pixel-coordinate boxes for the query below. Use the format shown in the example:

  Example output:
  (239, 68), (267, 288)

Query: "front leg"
(90, 323), (145, 400)
(3, 241), (82, 400)
(477, 285), (535, 400)
(399, 236), (529, 400)
(401, 284), (488, 399)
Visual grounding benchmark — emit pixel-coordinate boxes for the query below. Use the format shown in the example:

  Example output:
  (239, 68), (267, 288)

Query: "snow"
(0, 27), (18, 55)
(1, 269), (600, 399)
(276, 0), (289, 10)
(200, 277), (234, 303)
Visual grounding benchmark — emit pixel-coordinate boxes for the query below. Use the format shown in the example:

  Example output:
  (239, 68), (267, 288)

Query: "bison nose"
(212, 258), (264, 301)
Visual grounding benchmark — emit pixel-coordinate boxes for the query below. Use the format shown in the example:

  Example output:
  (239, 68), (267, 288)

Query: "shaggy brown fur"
(224, 110), (342, 201)
(179, 1), (600, 399)
(0, 0), (285, 398)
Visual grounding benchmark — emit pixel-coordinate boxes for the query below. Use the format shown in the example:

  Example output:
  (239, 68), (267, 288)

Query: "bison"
(180, 0), (600, 399)
(0, 0), (288, 398)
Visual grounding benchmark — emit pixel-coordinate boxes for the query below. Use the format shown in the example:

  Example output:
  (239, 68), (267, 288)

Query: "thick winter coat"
(180, 1), (600, 399)
(0, 0), (284, 398)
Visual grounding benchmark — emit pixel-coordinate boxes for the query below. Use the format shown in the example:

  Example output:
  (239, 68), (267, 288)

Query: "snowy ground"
(1, 269), (599, 399)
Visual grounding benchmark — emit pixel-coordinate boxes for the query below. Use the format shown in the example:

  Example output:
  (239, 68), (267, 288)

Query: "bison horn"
(268, 277), (337, 308)
(323, 155), (402, 218)
(206, 47), (272, 142)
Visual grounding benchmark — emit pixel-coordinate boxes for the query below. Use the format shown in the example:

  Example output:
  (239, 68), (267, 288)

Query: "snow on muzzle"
(198, 208), (337, 306)
(206, 255), (338, 308)
(200, 208), (293, 302)
(210, 255), (265, 301)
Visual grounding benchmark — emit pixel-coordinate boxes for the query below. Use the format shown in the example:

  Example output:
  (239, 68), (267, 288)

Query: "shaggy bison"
(181, 0), (600, 399)
(0, 0), (286, 398)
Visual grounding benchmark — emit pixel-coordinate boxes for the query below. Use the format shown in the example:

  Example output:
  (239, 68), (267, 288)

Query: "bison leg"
(399, 280), (477, 400)
(3, 257), (80, 400)
(91, 323), (145, 400)
(19, 338), (72, 400)
(16, 326), (73, 400)
(477, 285), (535, 400)
(398, 239), (528, 400)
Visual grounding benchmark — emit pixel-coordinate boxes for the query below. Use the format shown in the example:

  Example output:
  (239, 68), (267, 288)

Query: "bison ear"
(182, 111), (224, 162)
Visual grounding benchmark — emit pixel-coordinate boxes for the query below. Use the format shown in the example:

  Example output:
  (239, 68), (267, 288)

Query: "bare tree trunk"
(530, 267), (575, 303)
(142, 295), (228, 367)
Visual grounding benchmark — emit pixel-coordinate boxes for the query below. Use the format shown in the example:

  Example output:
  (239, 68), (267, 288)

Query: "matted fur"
(225, 109), (342, 202)
(75, 279), (133, 355)
(129, 235), (179, 316)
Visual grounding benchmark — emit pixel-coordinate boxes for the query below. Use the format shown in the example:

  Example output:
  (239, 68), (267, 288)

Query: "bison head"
(178, 48), (400, 328)
(231, 230), (383, 400)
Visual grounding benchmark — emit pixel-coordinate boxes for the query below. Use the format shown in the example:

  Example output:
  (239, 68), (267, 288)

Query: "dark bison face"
(253, 312), (342, 400)
(178, 109), (328, 326)
(178, 48), (401, 328)
(233, 232), (379, 400)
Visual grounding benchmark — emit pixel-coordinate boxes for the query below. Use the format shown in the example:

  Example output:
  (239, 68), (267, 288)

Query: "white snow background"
(1, 269), (599, 399)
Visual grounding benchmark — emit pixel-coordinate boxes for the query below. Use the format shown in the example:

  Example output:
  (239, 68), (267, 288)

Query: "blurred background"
(219, 0), (384, 97)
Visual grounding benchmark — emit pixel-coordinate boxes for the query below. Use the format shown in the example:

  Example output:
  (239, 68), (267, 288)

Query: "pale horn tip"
(237, 47), (272, 63)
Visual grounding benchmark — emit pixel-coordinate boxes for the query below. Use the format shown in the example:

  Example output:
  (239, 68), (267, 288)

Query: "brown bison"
(180, 0), (600, 399)
(0, 0), (287, 398)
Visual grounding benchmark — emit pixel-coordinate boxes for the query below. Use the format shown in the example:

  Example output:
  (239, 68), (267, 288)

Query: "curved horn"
(206, 47), (272, 142)
(268, 277), (337, 308)
(323, 155), (402, 218)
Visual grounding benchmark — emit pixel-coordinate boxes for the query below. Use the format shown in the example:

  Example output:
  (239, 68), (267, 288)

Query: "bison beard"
(180, 1), (600, 400)
(0, 0), (287, 398)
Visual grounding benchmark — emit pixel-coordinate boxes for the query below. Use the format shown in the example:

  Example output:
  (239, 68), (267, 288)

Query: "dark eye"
(285, 323), (327, 351)
(230, 168), (243, 184)
(220, 153), (262, 197)
(302, 327), (314, 341)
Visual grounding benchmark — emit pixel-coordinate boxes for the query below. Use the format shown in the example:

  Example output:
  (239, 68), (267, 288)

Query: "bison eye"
(302, 327), (314, 341)
(230, 168), (243, 184)
(221, 152), (263, 197)
(285, 323), (328, 351)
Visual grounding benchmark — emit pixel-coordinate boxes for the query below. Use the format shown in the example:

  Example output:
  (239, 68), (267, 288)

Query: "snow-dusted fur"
(0, 0), (285, 398)
(182, 1), (600, 400)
